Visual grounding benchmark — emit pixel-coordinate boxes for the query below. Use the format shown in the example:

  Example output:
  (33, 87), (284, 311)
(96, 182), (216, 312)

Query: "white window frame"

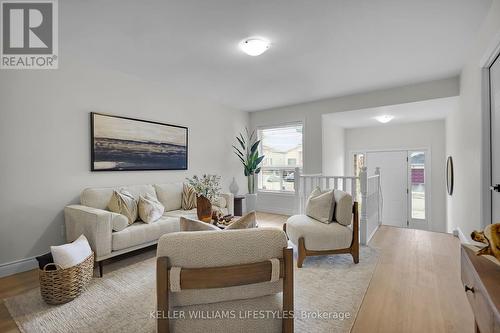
(257, 122), (304, 194)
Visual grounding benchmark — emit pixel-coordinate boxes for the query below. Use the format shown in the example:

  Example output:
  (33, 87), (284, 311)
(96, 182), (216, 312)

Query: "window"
(409, 151), (426, 219)
(258, 123), (303, 192)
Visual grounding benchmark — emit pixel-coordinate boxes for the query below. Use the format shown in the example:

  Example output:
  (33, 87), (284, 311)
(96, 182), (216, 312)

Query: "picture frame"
(90, 112), (188, 171)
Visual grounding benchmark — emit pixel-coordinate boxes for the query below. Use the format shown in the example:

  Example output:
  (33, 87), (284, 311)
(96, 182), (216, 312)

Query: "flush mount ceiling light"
(239, 37), (271, 56)
(375, 115), (394, 123)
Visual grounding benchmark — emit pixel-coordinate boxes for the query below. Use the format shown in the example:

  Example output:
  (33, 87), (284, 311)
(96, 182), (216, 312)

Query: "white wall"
(250, 78), (458, 215)
(345, 120), (447, 232)
(446, 0), (500, 238)
(0, 61), (248, 275)
(322, 115), (345, 176)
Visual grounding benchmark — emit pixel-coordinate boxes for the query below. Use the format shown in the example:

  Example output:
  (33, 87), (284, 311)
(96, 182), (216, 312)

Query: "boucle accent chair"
(156, 228), (294, 333)
(284, 198), (359, 268)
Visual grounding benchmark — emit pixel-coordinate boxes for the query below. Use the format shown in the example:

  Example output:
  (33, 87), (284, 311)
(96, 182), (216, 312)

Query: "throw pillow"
(50, 235), (92, 269)
(107, 190), (138, 225)
(110, 212), (129, 232)
(333, 190), (353, 226)
(179, 216), (220, 231)
(138, 193), (165, 223)
(225, 211), (257, 230)
(181, 184), (197, 210)
(305, 187), (335, 223)
(212, 196), (227, 208)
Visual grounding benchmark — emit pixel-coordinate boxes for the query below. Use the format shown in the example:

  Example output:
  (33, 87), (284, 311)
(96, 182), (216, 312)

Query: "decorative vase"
(245, 193), (257, 213)
(229, 177), (239, 195)
(196, 195), (212, 222)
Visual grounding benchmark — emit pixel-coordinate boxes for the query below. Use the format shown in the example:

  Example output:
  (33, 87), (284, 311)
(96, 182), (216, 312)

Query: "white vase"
(245, 193), (258, 213)
(229, 177), (239, 195)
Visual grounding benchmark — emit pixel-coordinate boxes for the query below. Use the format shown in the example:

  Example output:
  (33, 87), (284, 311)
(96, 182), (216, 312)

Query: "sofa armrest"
(221, 193), (234, 216)
(64, 205), (113, 259)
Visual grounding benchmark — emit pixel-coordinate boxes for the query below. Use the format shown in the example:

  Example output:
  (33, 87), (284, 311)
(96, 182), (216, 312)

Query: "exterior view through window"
(409, 151), (426, 219)
(258, 124), (303, 192)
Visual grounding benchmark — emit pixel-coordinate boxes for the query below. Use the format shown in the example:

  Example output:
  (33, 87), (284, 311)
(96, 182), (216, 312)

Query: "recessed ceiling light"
(375, 115), (394, 123)
(239, 37), (271, 56)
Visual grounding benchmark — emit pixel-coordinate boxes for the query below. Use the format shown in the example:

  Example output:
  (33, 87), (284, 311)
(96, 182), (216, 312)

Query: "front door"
(366, 151), (408, 228)
(490, 53), (500, 223)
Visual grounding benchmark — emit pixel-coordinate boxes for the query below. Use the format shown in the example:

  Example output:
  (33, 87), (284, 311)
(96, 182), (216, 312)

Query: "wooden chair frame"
(156, 247), (294, 333)
(284, 202), (359, 268)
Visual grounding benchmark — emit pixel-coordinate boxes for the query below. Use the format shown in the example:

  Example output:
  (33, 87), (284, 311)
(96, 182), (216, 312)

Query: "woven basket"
(39, 252), (94, 305)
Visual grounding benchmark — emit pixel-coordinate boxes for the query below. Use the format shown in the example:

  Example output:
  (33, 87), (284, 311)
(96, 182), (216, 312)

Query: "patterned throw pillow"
(181, 183), (197, 210)
(225, 211), (257, 230)
(107, 190), (138, 225)
(305, 187), (335, 223)
(138, 193), (165, 223)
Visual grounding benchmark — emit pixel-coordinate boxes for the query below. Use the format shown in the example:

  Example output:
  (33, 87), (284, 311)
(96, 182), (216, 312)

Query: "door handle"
(490, 184), (500, 192)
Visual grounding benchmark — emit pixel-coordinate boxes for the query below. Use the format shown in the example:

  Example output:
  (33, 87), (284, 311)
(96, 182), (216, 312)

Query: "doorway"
(352, 149), (430, 230)
(490, 52), (500, 224)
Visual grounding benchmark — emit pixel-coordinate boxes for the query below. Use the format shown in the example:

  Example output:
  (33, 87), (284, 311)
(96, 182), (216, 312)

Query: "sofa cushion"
(112, 216), (180, 251)
(305, 187), (335, 223)
(107, 190), (138, 224)
(80, 184), (156, 210)
(110, 212), (129, 232)
(163, 208), (198, 220)
(154, 183), (183, 211)
(333, 190), (353, 226)
(170, 294), (282, 333)
(285, 214), (352, 251)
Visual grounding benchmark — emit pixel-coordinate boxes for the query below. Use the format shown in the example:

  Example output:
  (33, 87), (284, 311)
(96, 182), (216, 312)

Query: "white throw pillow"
(51, 235), (92, 269)
(305, 187), (335, 223)
(138, 194), (165, 223)
(333, 190), (353, 226)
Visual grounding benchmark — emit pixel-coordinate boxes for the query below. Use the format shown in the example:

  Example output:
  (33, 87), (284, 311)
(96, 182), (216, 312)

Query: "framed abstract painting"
(90, 113), (188, 171)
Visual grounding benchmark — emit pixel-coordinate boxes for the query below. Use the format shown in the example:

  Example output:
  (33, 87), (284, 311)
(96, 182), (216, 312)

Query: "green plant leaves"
(234, 127), (265, 178)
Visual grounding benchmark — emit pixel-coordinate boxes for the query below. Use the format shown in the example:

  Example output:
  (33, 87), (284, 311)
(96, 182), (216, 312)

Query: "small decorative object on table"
(229, 177), (239, 195)
(186, 174), (222, 223)
(471, 223), (500, 262)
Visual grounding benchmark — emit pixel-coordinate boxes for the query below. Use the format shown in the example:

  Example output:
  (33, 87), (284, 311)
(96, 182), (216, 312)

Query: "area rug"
(5, 246), (378, 333)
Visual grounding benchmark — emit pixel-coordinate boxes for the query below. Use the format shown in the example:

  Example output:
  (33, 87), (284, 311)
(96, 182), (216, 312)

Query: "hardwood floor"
(0, 214), (473, 333)
(351, 226), (474, 333)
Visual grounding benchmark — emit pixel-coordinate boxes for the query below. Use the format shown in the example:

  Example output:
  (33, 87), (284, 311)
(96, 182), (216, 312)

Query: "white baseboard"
(0, 256), (38, 278)
(366, 224), (380, 245)
(454, 227), (469, 244)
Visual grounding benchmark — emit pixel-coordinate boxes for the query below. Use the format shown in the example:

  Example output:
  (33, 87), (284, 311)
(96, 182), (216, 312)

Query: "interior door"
(366, 151), (408, 228)
(490, 53), (500, 223)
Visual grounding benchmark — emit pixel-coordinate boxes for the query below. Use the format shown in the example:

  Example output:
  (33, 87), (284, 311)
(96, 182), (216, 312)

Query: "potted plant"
(233, 128), (265, 212)
(186, 174), (222, 222)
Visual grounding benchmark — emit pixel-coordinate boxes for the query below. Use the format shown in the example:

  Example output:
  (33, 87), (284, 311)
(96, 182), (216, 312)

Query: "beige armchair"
(156, 228), (294, 333)
(284, 196), (359, 268)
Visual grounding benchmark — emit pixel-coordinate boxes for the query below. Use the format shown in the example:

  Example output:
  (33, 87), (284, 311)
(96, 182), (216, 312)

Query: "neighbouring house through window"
(257, 123), (303, 192)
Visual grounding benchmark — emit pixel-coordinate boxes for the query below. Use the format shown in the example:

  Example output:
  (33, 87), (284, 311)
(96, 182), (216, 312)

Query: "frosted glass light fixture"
(239, 37), (271, 56)
(375, 115), (394, 123)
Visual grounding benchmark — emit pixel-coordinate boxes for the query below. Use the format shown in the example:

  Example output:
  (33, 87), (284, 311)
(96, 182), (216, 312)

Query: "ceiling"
(322, 96), (459, 128)
(62, 0), (491, 111)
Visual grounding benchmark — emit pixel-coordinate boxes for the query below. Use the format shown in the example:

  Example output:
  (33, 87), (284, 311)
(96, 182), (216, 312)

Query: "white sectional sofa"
(64, 183), (234, 276)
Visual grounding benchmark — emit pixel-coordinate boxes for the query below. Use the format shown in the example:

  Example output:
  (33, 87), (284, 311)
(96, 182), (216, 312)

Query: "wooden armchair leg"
(351, 248), (359, 264)
(297, 237), (306, 268)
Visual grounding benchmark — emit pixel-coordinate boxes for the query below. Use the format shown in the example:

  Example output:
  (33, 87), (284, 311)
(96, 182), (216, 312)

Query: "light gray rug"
(5, 246), (378, 333)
